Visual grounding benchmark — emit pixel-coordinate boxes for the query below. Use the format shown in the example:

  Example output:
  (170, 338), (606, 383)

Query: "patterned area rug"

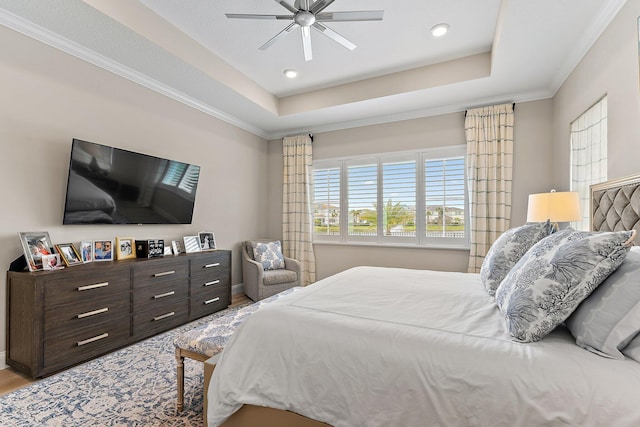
(0, 303), (251, 427)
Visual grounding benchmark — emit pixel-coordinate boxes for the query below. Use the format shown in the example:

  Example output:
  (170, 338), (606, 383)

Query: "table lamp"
(526, 190), (581, 231)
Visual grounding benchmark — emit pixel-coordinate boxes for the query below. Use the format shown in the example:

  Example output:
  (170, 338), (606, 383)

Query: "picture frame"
(55, 243), (83, 267)
(18, 231), (54, 272)
(183, 235), (201, 253)
(80, 241), (93, 263)
(198, 232), (216, 251)
(164, 246), (173, 256)
(93, 240), (113, 261)
(42, 254), (63, 270)
(171, 240), (182, 255)
(116, 237), (136, 260)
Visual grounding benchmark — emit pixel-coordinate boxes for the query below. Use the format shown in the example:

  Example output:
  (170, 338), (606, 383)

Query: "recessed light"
(430, 23), (449, 37)
(284, 69), (298, 79)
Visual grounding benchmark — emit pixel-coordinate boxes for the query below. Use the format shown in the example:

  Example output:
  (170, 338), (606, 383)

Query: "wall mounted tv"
(63, 139), (200, 225)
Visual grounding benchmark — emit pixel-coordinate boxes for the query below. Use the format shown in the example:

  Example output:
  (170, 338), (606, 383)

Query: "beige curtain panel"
(282, 134), (316, 285)
(465, 103), (514, 273)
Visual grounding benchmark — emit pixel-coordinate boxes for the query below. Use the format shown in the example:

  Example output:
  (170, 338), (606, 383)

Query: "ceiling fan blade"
(259, 22), (299, 50)
(275, 0), (298, 14)
(301, 26), (313, 61)
(316, 11), (384, 22)
(225, 13), (293, 20)
(312, 22), (356, 51)
(310, 0), (335, 14)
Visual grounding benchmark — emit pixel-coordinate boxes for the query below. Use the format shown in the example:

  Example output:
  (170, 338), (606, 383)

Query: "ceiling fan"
(225, 0), (384, 61)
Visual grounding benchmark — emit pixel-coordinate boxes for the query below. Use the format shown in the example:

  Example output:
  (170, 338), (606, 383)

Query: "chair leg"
(176, 348), (185, 412)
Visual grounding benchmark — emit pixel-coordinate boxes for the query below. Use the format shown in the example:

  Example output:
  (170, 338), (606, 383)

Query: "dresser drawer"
(132, 258), (188, 288)
(190, 273), (230, 298)
(44, 291), (130, 338)
(43, 319), (130, 372)
(190, 286), (230, 319)
(133, 280), (188, 308)
(44, 269), (130, 308)
(133, 299), (189, 338)
(190, 251), (230, 277)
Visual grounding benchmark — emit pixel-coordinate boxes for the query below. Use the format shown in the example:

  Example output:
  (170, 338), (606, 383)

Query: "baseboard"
(0, 351), (7, 370)
(232, 283), (244, 296)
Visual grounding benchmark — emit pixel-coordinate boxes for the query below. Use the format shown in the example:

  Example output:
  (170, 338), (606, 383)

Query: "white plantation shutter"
(425, 156), (466, 244)
(347, 160), (377, 238)
(570, 96), (607, 231)
(383, 158), (416, 239)
(312, 165), (341, 237)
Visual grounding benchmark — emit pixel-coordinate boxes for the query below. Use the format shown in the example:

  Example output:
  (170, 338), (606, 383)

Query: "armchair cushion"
(251, 240), (285, 270)
(263, 269), (297, 286)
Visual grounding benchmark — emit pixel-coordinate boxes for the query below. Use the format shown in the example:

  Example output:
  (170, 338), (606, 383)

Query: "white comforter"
(207, 266), (640, 427)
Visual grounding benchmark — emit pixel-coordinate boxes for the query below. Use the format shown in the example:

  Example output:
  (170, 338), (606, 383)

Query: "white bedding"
(207, 266), (640, 426)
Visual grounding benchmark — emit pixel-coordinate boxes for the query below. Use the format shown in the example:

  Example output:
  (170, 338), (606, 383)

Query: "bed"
(206, 173), (640, 427)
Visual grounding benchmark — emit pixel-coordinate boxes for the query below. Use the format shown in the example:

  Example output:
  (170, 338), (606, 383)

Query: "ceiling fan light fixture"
(431, 23), (449, 37)
(284, 69), (298, 79)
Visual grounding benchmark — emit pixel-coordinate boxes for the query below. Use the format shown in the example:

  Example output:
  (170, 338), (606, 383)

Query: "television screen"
(63, 139), (200, 224)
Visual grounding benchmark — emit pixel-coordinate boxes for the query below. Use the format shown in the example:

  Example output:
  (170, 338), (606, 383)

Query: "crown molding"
(0, 8), (270, 139)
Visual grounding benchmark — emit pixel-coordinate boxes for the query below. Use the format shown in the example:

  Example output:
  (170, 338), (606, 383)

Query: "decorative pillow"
(495, 229), (635, 343)
(480, 220), (553, 296)
(566, 248), (640, 359)
(251, 240), (285, 271)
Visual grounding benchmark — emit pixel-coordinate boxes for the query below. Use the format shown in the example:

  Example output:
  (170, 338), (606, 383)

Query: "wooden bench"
(173, 287), (300, 411)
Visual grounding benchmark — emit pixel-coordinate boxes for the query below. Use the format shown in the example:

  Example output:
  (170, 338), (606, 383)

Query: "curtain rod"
(282, 133), (313, 141)
(464, 102), (516, 118)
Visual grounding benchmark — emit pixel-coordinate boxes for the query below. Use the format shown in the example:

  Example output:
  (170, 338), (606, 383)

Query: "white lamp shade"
(526, 191), (582, 223)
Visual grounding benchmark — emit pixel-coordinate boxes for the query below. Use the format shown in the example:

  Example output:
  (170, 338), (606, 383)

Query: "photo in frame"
(93, 240), (113, 261)
(183, 235), (201, 253)
(55, 243), (83, 267)
(198, 232), (216, 251)
(164, 246), (173, 256)
(42, 254), (63, 270)
(80, 241), (93, 263)
(171, 240), (182, 255)
(18, 231), (54, 272)
(116, 237), (136, 260)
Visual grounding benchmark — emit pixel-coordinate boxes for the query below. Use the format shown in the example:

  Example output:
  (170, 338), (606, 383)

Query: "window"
(570, 96), (607, 230)
(312, 146), (468, 247)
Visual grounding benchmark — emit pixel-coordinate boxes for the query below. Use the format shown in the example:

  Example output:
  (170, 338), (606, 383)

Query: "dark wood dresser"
(6, 250), (231, 378)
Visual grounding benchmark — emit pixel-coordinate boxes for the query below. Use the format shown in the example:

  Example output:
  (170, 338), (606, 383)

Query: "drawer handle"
(77, 282), (109, 291)
(153, 270), (176, 277)
(204, 297), (221, 305)
(77, 307), (109, 319)
(77, 333), (109, 346)
(153, 291), (175, 299)
(204, 263), (220, 268)
(204, 280), (220, 287)
(153, 311), (175, 321)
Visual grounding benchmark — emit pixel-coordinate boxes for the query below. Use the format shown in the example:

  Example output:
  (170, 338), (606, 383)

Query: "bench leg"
(176, 348), (185, 412)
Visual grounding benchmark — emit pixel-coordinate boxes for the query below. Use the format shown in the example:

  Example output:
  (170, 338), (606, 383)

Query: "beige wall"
(0, 27), (269, 356)
(552, 0), (640, 187)
(267, 100), (554, 279)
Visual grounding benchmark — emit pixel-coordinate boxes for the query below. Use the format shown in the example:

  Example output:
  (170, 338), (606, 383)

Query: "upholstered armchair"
(242, 239), (301, 301)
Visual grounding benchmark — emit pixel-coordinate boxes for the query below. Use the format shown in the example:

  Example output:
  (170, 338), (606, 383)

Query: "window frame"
(312, 145), (469, 249)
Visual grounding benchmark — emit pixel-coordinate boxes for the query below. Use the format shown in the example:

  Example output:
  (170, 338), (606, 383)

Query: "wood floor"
(0, 293), (251, 396)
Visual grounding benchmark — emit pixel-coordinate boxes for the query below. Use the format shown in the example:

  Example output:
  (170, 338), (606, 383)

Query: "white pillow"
(566, 249), (640, 359)
(495, 229), (635, 343)
(480, 221), (553, 296)
(251, 240), (285, 270)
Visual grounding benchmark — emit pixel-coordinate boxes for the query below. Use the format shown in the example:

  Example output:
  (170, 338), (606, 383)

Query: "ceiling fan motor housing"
(294, 10), (316, 27)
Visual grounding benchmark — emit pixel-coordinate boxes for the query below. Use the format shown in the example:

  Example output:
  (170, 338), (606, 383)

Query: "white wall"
(0, 26), (269, 355)
(552, 0), (640, 187)
(267, 99), (554, 279)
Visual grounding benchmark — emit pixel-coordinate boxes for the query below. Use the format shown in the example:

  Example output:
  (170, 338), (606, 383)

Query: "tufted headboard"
(591, 173), (640, 235)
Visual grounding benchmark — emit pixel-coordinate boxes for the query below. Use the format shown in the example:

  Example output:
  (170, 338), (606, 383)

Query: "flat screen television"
(63, 139), (200, 224)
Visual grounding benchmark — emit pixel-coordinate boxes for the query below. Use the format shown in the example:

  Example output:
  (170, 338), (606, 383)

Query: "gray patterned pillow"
(251, 240), (285, 271)
(566, 247), (640, 359)
(495, 229), (635, 343)
(480, 221), (553, 296)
